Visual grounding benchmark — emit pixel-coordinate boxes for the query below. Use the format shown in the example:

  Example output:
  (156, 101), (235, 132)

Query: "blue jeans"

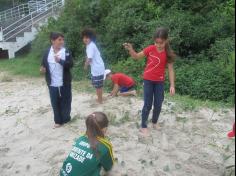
(120, 85), (135, 93)
(49, 84), (72, 125)
(141, 80), (164, 128)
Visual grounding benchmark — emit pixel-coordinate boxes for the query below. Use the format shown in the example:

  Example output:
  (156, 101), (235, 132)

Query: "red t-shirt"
(111, 73), (135, 87)
(143, 45), (167, 81)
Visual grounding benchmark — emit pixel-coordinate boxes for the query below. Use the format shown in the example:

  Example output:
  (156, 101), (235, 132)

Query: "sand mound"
(0, 75), (235, 176)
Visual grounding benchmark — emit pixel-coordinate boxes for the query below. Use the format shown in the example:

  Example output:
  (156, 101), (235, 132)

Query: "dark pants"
(141, 80), (164, 128)
(49, 84), (72, 125)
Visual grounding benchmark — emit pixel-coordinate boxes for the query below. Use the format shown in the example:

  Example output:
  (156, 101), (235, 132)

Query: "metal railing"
(0, 1), (60, 24)
(0, 0), (63, 42)
(0, 3), (29, 23)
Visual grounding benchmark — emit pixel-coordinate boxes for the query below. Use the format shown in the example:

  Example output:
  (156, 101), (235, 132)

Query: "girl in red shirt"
(124, 27), (176, 135)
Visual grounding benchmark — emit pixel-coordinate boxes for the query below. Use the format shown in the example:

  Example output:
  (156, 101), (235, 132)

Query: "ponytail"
(86, 112), (109, 156)
(165, 41), (176, 63)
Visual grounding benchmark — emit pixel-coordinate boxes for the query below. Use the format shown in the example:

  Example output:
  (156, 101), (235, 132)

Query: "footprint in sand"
(48, 150), (66, 165)
(1, 161), (14, 169)
(0, 147), (10, 155)
(5, 106), (20, 116)
(36, 106), (51, 114)
(138, 134), (154, 145)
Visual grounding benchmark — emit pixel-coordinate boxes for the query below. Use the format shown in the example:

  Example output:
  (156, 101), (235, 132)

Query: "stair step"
(0, 0), (64, 59)
(6, 26), (32, 42)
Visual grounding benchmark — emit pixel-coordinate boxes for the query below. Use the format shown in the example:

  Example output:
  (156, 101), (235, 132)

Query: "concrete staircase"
(0, 0), (65, 59)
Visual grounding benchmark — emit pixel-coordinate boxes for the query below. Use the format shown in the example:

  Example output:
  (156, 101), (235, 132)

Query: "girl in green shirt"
(60, 112), (114, 176)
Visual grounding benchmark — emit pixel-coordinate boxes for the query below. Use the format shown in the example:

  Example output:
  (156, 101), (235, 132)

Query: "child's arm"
(100, 147), (114, 172)
(40, 50), (48, 74)
(84, 58), (91, 70)
(123, 43), (145, 60)
(58, 50), (74, 69)
(168, 62), (175, 96)
(110, 84), (120, 97)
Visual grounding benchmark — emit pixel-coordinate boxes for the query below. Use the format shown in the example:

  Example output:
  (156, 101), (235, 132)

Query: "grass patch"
(0, 54), (40, 77)
(165, 93), (233, 111)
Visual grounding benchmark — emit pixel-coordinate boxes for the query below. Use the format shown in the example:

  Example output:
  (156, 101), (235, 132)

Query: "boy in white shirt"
(40, 32), (73, 128)
(82, 29), (105, 104)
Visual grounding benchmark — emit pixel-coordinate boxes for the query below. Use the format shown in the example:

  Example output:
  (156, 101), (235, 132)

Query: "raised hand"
(123, 43), (133, 51)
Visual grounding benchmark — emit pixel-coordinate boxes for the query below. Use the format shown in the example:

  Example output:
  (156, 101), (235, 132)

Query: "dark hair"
(153, 27), (176, 63)
(81, 28), (97, 42)
(50, 32), (64, 41)
(86, 112), (109, 155)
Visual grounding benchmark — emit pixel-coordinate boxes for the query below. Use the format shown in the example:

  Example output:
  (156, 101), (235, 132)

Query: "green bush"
(173, 59), (235, 103)
(30, 0), (235, 103)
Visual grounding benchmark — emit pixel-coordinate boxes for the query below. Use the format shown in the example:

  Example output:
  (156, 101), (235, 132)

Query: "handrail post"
(0, 27), (3, 42)
(31, 13), (33, 27)
(18, 6), (20, 18)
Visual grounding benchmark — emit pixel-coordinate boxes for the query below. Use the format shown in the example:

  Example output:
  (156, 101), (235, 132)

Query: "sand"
(0, 73), (235, 176)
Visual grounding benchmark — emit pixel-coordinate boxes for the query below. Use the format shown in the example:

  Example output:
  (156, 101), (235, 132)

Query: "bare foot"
(96, 99), (103, 104)
(53, 124), (62, 129)
(130, 90), (137, 96)
(140, 128), (149, 136)
(152, 123), (162, 130)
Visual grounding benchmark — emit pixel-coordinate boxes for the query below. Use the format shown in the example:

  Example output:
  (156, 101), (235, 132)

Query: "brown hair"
(81, 28), (97, 42)
(50, 32), (64, 41)
(86, 112), (109, 155)
(153, 27), (176, 63)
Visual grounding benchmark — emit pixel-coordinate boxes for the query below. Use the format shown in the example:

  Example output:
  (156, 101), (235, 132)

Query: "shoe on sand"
(130, 90), (137, 96)
(228, 131), (235, 138)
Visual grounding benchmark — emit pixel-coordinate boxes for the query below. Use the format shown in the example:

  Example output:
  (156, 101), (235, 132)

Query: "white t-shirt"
(86, 42), (105, 76)
(48, 47), (66, 87)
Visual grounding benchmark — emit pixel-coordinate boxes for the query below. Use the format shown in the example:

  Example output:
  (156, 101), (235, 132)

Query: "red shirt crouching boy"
(104, 70), (137, 97)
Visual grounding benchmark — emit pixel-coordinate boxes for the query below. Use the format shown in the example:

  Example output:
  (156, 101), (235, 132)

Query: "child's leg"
(60, 84), (72, 124)
(49, 86), (63, 125)
(92, 75), (104, 103)
(96, 88), (103, 103)
(119, 90), (137, 97)
(152, 82), (164, 125)
(118, 86), (137, 97)
(141, 80), (154, 129)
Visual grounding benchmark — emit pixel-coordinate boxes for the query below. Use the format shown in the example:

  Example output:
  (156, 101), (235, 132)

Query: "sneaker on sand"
(228, 131), (235, 138)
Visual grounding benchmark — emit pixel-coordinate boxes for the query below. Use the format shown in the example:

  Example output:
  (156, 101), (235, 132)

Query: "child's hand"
(170, 86), (175, 96)
(123, 43), (133, 51)
(55, 56), (61, 63)
(84, 63), (88, 70)
(40, 66), (46, 74)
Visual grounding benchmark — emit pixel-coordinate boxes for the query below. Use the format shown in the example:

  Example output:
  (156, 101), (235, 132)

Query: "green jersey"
(60, 135), (114, 176)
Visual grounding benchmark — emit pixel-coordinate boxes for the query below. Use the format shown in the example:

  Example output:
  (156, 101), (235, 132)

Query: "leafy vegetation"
(6, 0), (236, 103)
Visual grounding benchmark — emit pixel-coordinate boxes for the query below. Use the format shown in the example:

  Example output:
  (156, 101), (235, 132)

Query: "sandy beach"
(0, 73), (235, 176)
